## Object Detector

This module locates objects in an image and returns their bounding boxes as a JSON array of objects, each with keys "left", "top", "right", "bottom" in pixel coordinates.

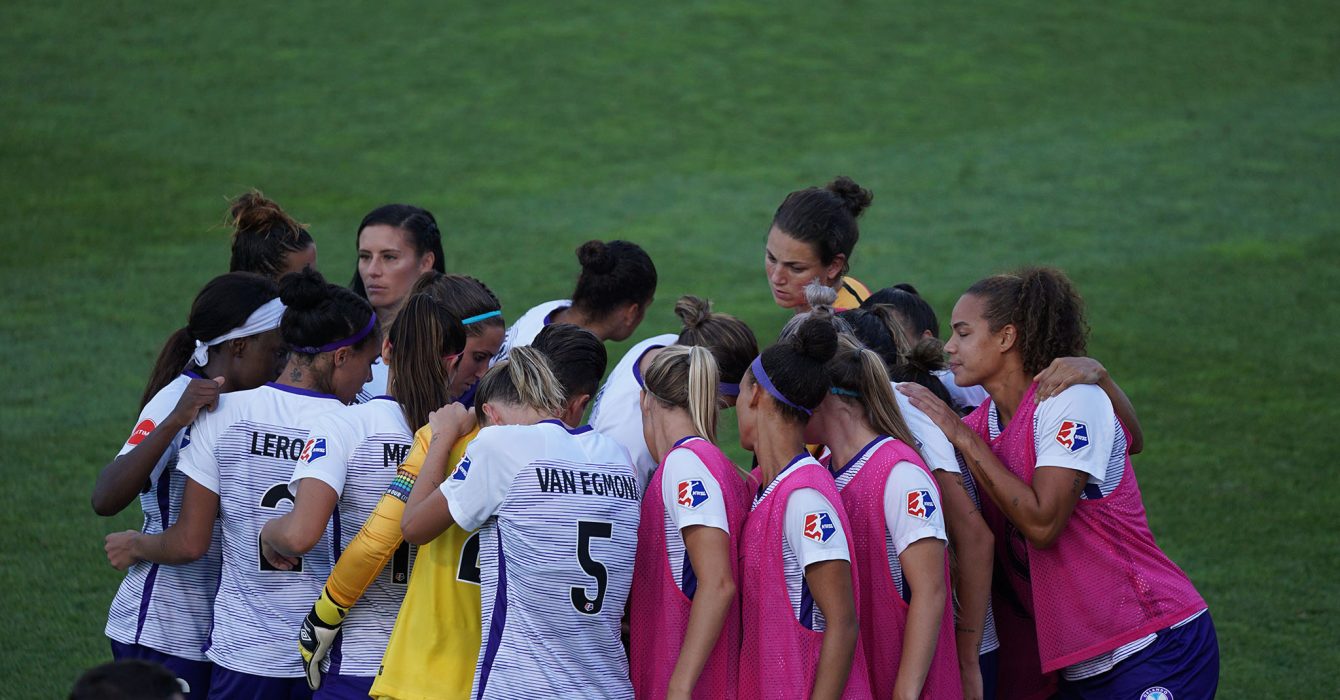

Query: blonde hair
[
  {"left": 643, "top": 345, "right": 720, "bottom": 442},
  {"left": 473, "top": 346, "right": 565, "bottom": 419},
  {"left": 827, "top": 334, "right": 925, "bottom": 462}
]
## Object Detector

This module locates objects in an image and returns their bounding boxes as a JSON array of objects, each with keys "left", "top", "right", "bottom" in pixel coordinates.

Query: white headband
[{"left": 191, "top": 298, "right": 286, "bottom": 367}]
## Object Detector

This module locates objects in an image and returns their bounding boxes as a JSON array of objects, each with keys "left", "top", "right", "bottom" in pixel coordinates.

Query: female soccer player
[
  {"left": 764, "top": 176, "right": 874, "bottom": 313},
  {"left": 590, "top": 295, "right": 758, "bottom": 485},
  {"left": 496, "top": 239, "right": 656, "bottom": 363},
  {"left": 629, "top": 345, "right": 748, "bottom": 699},
  {"left": 412, "top": 272, "right": 508, "bottom": 407},
  {"left": 227, "top": 190, "right": 317, "bottom": 279},
  {"left": 258, "top": 293, "right": 465, "bottom": 697},
  {"left": 808, "top": 334, "right": 960, "bottom": 700},
  {"left": 95, "top": 272, "right": 286, "bottom": 697},
  {"left": 736, "top": 317, "right": 871, "bottom": 700},
  {"left": 104, "top": 268, "right": 382, "bottom": 699},
  {"left": 899, "top": 268, "right": 1217, "bottom": 700},
  {"left": 401, "top": 347, "right": 640, "bottom": 700},
  {"left": 349, "top": 204, "right": 447, "bottom": 399}
]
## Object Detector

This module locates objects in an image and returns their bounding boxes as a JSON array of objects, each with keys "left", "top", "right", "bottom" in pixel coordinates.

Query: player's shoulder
[
  {"left": 1039, "top": 383, "right": 1114, "bottom": 419},
  {"left": 576, "top": 425, "right": 635, "bottom": 468}
]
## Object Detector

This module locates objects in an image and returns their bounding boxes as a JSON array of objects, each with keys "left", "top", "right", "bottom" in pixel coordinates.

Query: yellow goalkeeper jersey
[{"left": 835, "top": 275, "right": 871, "bottom": 310}]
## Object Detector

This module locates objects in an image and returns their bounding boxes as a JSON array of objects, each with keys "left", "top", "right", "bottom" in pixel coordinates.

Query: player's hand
[
  {"left": 260, "top": 538, "right": 299, "bottom": 571},
  {"left": 1033, "top": 357, "right": 1106, "bottom": 402},
  {"left": 428, "top": 403, "right": 476, "bottom": 441},
  {"left": 299, "top": 586, "right": 349, "bottom": 690},
  {"left": 167, "top": 377, "right": 226, "bottom": 430},
  {"left": 897, "top": 383, "right": 969, "bottom": 446},
  {"left": 105, "top": 530, "right": 142, "bottom": 570}
]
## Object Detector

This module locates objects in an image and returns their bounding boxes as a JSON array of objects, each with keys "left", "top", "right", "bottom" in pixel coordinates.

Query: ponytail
[
  {"left": 827, "top": 334, "right": 925, "bottom": 463},
  {"left": 644, "top": 345, "right": 721, "bottom": 442},
  {"left": 474, "top": 346, "right": 565, "bottom": 418},
  {"left": 141, "top": 328, "right": 195, "bottom": 409},
  {"left": 387, "top": 294, "right": 466, "bottom": 429}
]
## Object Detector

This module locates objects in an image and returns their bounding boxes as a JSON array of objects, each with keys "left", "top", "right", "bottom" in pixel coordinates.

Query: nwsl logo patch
[
  {"left": 1055, "top": 420, "right": 1090, "bottom": 453},
  {"left": 906, "top": 490, "right": 937, "bottom": 520},
  {"left": 677, "top": 479, "right": 709, "bottom": 509},
  {"left": 450, "top": 455, "right": 472, "bottom": 481},
  {"left": 299, "top": 437, "right": 326, "bottom": 463},
  {"left": 179, "top": 426, "right": 192, "bottom": 449},
  {"left": 803, "top": 512, "right": 837, "bottom": 543}
]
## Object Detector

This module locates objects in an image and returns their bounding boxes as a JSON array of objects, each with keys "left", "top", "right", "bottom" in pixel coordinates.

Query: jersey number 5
[
  {"left": 571, "top": 520, "right": 612, "bottom": 615},
  {"left": 258, "top": 483, "right": 302, "bottom": 572}
]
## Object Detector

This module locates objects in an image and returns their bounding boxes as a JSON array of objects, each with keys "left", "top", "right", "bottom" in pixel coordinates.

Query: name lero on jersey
[
  {"left": 535, "top": 466, "right": 640, "bottom": 501},
  {"left": 249, "top": 431, "right": 306, "bottom": 461},
  {"left": 383, "top": 442, "right": 411, "bottom": 469}
]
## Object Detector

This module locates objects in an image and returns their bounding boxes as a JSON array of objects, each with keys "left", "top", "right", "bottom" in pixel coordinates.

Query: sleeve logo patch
[
  {"left": 128, "top": 419, "right": 156, "bottom": 446},
  {"left": 676, "top": 479, "right": 709, "bottom": 509},
  {"left": 906, "top": 489, "right": 938, "bottom": 520},
  {"left": 450, "top": 454, "right": 472, "bottom": 481},
  {"left": 803, "top": 511, "right": 837, "bottom": 543},
  {"left": 299, "top": 437, "right": 327, "bottom": 462},
  {"left": 1055, "top": 420, "right": 1090, "bottom": 453}
]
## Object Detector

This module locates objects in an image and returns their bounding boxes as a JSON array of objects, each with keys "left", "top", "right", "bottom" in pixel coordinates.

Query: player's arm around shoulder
[{"left": 401, "top": 404, "right": 478, "bottom": 544}]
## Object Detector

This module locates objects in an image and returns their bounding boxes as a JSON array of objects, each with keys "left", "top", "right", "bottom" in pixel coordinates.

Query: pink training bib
[
  {"left": 834, "top": 438, "right": 962, "bottom": 700},
  {"left": 964, "top": 383, "right": 1206, "bottom": 673},
  {"left": 738, "top": 460, "right": 873, "bottom": 700},
  {"left": 629, "top": 439, "right": 749, "bottom": 699}
]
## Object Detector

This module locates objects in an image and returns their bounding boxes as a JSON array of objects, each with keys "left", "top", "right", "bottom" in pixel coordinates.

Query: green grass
[{"left": 2, "top": 1, "right": 1337, "bottom": 697}]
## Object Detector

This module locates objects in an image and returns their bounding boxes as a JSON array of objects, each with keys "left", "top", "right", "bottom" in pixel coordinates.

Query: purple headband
[
  {"left": 749, "top": 356, "right": 811, "bottom": 416},
  {"left": 718, "top": 382, "right": 741, "bottom": 398},
  {"left": 291, "top": 312, "right": 378, "bottom": 355}
]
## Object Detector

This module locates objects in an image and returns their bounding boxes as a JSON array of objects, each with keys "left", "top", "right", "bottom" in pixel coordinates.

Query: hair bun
[
  {"left": 576, "top": 240, "right": 616, "bottom": 274},
  {"left": 893, "top": 282, "right": 919, "bottom": 296},
  {"left": 791, "top": 317, "right": 838, "bottom": 364},
  {"left": 803, "top": 281, "right": 838, "bottom": 315},
  {"left": 229, "top": 189, "right": 301, "bottom": 239},
  {"left": 279, "top": 267, "right": 330, "bottom": 311},
  {"left": 825, "top": 176, "right": 873, "bottom": 218},
  {"left": 673, "top": 295, "right": 712, "bottom": 329}
]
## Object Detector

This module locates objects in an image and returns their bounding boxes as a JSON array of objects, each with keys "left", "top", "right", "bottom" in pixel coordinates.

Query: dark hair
[
  {"left": 142, "top": 272, "right": 279, "bottom": 408},
  {"left": 531, "top": 323, "right": 608, "bottom": 402},
  {"left": 350, "top": 204, "right": 447, "bottom": 298},
  {"left": 413, "top": 272, "right": 504, "bottom": 337},
  {"left": 825, "top": 334, "right": 925, "bottom": 463},
  {"left": 227, "top": 190, "right": 314, "bottom": 279},
  {"left": 966, "top": 267, "right": 1088, "bottom": 376},
  {"left": 69, "top": 660, "right": 182, "bottom": 700},
  {"left": 753, "top": 317, "right": 838, "bottom": 422},
  {"left": 387, "top": 294, "right": 465, "bottom": 429},
  {"left": 771, "top": 176, "right": 873, "bottom": 278},
  {"left": 570, "top": 240, "right": 657, "bottom": 317},
  {"left": 863, "top": 285, "right": 941, "bottom": 339},
  {"left": 673, "top": 295, "right": 758, "bottom": 386},
  {"left": 839, "top": 306, "right": 954, "bottom": 407},
  {"left": 280, "top": 268, "right": 378, "bottom": 356}
]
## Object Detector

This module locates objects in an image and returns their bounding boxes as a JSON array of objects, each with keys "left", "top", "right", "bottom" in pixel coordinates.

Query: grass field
[{"left": 2, "top": 1, "right": 1337, "bottom": 697}]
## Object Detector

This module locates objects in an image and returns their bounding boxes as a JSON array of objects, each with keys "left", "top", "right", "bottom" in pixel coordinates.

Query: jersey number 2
[
  {"left": 571, "top": 520, "right": 612, "bottom": 615},
  {"left": 258, "top": 483, "right": 302, "bottom": 572}
]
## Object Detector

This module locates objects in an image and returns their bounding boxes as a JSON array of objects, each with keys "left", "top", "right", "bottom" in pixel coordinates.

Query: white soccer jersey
[
  {"left": 441, "top": 420, "right": 640, "bottom": 700},
  {"left": 493, "top": 299, "right": 570, "bottom": 366},
  {"left": 289, "top": 396, "right": 414, "bottom": 677},
  {"left": 893, "top": 381, "right": 959, "bottom": 475},
  {"left": 833, "top": 438, "right": 947, "bottom": 603},
  {"left": 355, "top": 357, "right": 389, "bottom": 404},
  {"left": 658, "top": 438, "right": 731, "bottom": 595},
  {"left": 105, "top": 372, "right": 222, "bottom": 661},
  {"left": 934, "top": 368, "right": 989, "bottom": 413},
  {"left": 589, "top": 333, "right": 678, "bottom": 487},
  {"left": 752, "top": 455, "right": 850, "bottom": 631},
  {"left": 176, "top": 382, "right": 344, "bottom": 677}
]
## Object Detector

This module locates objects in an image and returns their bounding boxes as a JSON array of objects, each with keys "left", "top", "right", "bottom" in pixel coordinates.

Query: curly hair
[{"left": 966, "top": 267, "right": 1088, "bottom": 376}]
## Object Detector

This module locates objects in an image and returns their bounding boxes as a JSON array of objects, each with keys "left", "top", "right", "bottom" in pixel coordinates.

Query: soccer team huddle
[{"left": 96, "top": 177, "right": 1219, "bottom": 700}]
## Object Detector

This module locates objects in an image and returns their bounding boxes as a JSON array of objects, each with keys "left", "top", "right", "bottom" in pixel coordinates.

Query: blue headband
[
  {"left": 461, "top": 310, "right": 502, "bottom": 325},
  {"left": 291, "top": 312, "right": 378, "bottom": 355},
  {"left": 829, "top": 387, "right": 860, "bottom": 398},
  {"left": 749, "top": 356, "right": 812, "bottom": 416}
]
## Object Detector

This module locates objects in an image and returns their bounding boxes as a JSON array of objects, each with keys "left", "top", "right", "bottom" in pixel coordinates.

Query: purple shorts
[
  {"left": 1058, "top": 611, "right": 1220, "bottom": 700},
  {"left": 209, "top": 665, "right": 313, "bottom": 700},
  {"left": 109, "top": 638, "right": 212, "bottom": 697},
  {"left": 314, "top": 673, "right": 375, "bottom": 699}
]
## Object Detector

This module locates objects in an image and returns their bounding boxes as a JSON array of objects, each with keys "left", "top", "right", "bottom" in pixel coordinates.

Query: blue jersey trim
[
  {"left": 476, "top": 530, "right": 509, "bottom": 699},
  {"left": 264, "top": 382, "right": 340, "bottom": 401}
]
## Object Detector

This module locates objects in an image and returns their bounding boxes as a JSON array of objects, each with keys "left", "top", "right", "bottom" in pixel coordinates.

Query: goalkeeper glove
[{"left": 299, "top": 585, "right": 349, "bottom": 690}]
